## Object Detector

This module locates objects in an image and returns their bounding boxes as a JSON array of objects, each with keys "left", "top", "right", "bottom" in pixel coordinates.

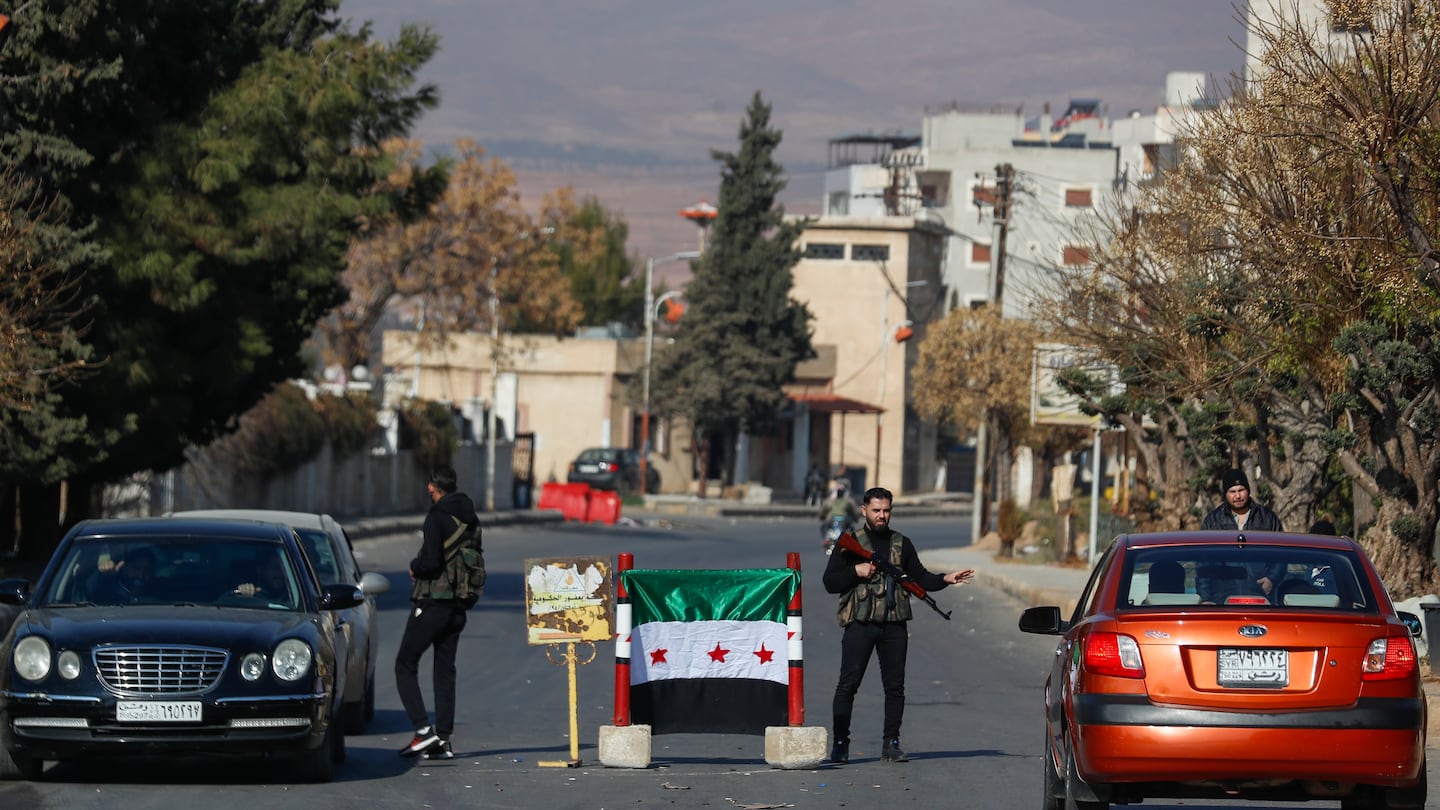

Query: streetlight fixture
[
  {"left": 486, "top": 227, "right": 555, "bottom": 512},
  {"left": 640, "top": 251, "right": 701, "bottom": 492}
]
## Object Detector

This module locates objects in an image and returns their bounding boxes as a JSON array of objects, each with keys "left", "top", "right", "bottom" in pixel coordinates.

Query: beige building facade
[{"left": 790, "top": 215, "right": 947, "bottom": 495}]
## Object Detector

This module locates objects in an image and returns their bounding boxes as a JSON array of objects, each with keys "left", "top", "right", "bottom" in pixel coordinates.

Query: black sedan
[
  {"left": 567, "top": 447, "right": 660, "bottom": 495},
  {"left": 0, "top": 517, "right": 363, "bottom": 782}
]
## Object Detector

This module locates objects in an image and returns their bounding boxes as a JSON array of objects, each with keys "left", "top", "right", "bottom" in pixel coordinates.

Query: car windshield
[
  {"left": 295, "top": 528, "right": 342, "bottom": 585},
  {"left": 39, "top": 536, "right": 305, "bottom": 611},
  {"left": 1116, "top": 544, "right": 1376, "bottom": 611},
  {"left": 577, "top": 449, "right": 619, "bottom": 463}
]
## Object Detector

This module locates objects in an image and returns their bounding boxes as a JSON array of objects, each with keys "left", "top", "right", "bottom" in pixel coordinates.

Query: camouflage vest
[
  {"left": 836, "top": 528, "right": 913, "bottom": 626},
  {"left": 412, "top": 516, "right": 485, "bottom": 607}
]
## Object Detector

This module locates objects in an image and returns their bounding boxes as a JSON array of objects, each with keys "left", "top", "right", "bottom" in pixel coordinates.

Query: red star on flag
[
  {"left": 753, "top": 643, "right": 775, "bottom": 664},
  {"left": 650, "top": 648, "right": 668, "bottom": 665},
  {"left": 707, "top": 643, "right": 730, "bottom": 662}
]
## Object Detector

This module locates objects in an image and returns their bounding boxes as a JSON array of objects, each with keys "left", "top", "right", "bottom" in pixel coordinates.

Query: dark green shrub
[
  {"left": 398, "top": 398, "right": 457, "bottom": 470},
  {"left": 315, "top": 391, "right": 379, "bottom": 459}
]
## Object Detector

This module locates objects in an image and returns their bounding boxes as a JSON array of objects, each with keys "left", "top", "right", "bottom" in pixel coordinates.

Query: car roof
[
  {"left": 1118, "top": 530, "right": 1360, "bottom": 553},
  {"left": 169, "top": 509, "right": 332, "bottom": 532},
  {"left": 71, "top": 516, "right": 298, "bottom": 541}
]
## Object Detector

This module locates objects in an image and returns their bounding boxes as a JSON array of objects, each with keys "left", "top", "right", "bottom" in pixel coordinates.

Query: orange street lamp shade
[
  {"left": 679, "top": 201, "right": 718, "bottom": 225},
  {"left": 663, "top": 299, "right": 686, "bottom": 323},
  {"left": 894, "top": 325, "right": 915, "bottom": 343}
]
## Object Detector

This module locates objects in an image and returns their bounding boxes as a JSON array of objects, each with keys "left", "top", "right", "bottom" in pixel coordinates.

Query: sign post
[{"left": 524, "top": 555, "right": 614, "bottom": 767}]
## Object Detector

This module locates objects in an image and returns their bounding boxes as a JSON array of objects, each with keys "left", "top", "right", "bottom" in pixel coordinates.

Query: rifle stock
[{"left": 835, "top": 532, "right": 952, "bottom": 620}]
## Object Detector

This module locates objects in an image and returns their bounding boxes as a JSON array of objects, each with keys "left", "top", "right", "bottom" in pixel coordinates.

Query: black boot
[
  {"left": 828, "top": 737, "right": 849, "bottom": 763},
  {"left": 881, "top": 738, "right": 909, "bottom": 762}
]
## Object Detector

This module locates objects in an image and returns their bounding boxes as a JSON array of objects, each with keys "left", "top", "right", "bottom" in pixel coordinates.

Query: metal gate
[{"left": 511, "top": 432, "right": 536, "bottom": 509}]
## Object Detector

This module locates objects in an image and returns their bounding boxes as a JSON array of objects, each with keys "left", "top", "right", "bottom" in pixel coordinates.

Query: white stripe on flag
[{"left": 630, "top": 620, "right": 787, "bottom": 685}]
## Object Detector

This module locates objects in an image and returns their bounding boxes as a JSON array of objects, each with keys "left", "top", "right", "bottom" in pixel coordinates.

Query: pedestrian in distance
[
  {"left": 805, "top": 464, "right": 827, "bottom": 506},
  {"left": 396, "top": 466, "right": 480, "bottom": 760},
  {"left": 823, "top": 486, "right": 974, "bottom": 764},
  {"left": 818, "top": 480, "right": 862, "bottom": 555},
  {"left": 1200, "top": 468, "right": 1285, "bottom": 598}
]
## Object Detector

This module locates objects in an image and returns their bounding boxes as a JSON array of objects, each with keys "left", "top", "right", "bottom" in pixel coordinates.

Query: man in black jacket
[
  {"left": 1200, "top": 468, "right": 1286, "bottom": 600},
  {"left": 395, "top": 466, "right": 479, "bottom": 760},
  {"left": 823, "top": 487, "right": 973, "bottom": 764}
]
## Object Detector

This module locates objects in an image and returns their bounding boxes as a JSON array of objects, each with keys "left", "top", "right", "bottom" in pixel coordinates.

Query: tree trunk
[{"left": 1359, "top": 501, "right": 1440, "bottom": 599}]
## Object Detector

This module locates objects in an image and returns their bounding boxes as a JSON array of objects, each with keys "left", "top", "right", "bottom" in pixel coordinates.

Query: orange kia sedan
[{"left": 1020, "top": 531, "right": 1426, "bottom": 809}]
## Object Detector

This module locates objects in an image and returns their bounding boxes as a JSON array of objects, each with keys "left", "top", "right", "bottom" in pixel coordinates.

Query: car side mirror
[
  {"left": 320, "top": 584, "right": 364, "bottom": 611},
  {"left": 0, "top": 578, "right": 28, "bottom": 606},
  {"left": 358, "top": 571, "right": 391, "bottom": 596},
  {"left": 1397, "top": 610, "right": 1423, "bottom": 638},
  {"left": 1019, "top": 605, "right": 1066, "bottom": 635}
]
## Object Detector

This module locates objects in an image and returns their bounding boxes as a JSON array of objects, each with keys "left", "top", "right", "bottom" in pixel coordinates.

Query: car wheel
[
  {"left": 1042, "top": 731, "right": 1064, "bottom": 810},
  {"left": 343, "top": 697, "right": 365, "bottom": 735},
  {"left": 0, "top": 749, "right": 43, "bottom": 781},
  {"left": 290, "top": 721, "right": 338, "bottom": 783},
  {"left": 1064, "top": 747, "right": 1109, "bottom": 810}
]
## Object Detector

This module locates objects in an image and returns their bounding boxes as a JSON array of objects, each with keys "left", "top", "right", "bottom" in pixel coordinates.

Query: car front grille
[{"left": 93, "top": 645, "right": 228, "bottom": 695}]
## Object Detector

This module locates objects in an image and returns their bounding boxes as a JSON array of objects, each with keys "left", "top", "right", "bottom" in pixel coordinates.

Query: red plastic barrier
[
  {"left": 586, "top": 489, "right": 622, "bottom": 525},
  {"left": 537, "top": 482, "right": 568, "bottom": 513},
  {"left": 560, "top": 483, "right": 592, "bottom": 522}
]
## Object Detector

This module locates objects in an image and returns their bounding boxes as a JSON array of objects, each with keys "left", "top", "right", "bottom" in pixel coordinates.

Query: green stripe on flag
[{"left": 623, "top": 568, "right": 797, "bottom": 625}]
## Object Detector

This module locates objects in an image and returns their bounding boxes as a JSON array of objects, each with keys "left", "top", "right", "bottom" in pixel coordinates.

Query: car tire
[
  {"left": 343, "top": 697, "right": 365, "bottom": 735},
  {"left": 0, "top": 749, "right": 43, "bottom": 781},
  {"left": 363, "top": 672, "right": 376, "bottom": 722},
  {"left": 1042, "top": 731, "right": 1065, "bottom": 810},
  {"left": 291, "top": 720, "right": 339, "bottom": 783},
  {"left": 1064, "top": 747, "right": 1109, "bottom": 810}
]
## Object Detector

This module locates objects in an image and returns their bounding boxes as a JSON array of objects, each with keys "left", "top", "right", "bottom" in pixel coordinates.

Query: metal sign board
[{"left": 523, "top": 556, "right": 614, "bottom": 645}]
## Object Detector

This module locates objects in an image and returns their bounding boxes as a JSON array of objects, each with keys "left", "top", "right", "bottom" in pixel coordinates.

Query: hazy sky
[{"left": 337, "top": 1, "right": 1247, "bottom": 259}]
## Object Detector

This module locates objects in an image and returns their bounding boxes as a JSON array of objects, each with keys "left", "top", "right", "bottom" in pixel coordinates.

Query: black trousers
[
  {"left": 395, "top": 601, "right": 468, "bottom": 736},
  {"left": 832, "top": 620, "right": 909, "bottom": 741}
]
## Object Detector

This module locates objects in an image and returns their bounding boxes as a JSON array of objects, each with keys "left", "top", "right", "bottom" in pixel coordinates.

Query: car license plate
[
  {"left": 1218, "top": 648, "right": 1288, "bottom": 687},
  {"left": 578, "top": 464, "right": 598, "bottom": 473},
  {"left": 116, "top": 700, "right": 203, "bottom": 722}
]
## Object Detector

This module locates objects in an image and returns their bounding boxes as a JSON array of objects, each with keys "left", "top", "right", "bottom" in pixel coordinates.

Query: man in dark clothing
[
  {"left": 1200, "top": 468, "right": 1286, "bottom": 600},
  {"left": 823, "top": 486, "right": 973, "bottom": 764},
  {"left": 396, "top": 466, "right": 479, "bottom": 760}
]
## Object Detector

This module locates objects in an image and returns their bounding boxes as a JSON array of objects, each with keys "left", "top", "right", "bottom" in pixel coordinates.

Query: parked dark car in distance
[
  {"left": 0, "top": 517, "right": 363, "bottom": 782},
  {"left": 567, "top": 447, "right": 659, "bottom": 495},
  {"left": 169, "top": 509, "right": 391, "bottom": 733}
]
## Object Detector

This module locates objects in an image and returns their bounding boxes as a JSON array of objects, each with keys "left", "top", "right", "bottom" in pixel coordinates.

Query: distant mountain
[{"left": 339, "top": 0, "right": 1245, "bottom": 260}]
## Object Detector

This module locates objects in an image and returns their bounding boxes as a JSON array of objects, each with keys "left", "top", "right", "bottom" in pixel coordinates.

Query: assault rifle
[{"left": 834, "top": 532, "right": 952, "bottom": 620}]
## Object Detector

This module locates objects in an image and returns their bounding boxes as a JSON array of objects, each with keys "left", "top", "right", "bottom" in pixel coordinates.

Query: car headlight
[
  {"left": 241, "top": 652, "right": 266, "bottom": 682},
  {"left": 13, "top": 636, "right": 52, "bottom": 682},
  {"left": 57, "top": 650, "right": 82, "bottom": 680},
  {"left": 271, "top": 639, "right": 312, "bottom": 682}
]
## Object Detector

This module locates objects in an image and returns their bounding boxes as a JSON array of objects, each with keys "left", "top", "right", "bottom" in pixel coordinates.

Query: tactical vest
[
  {"left": 412, "top": 516, "right": 485, "bottom": 606},
  {"left": 836, "top": 529, "right": 914, "bottom": 626}
]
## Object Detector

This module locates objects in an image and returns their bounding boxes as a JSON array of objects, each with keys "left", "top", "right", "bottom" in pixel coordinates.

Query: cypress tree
[{"left": 652, "top": 92, "right": 814, "bottom": 490}]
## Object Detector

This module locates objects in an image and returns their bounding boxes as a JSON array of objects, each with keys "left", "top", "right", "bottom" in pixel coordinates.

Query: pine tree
[{"left": 651, "top": 92, "right": 814, "bottom": 491}]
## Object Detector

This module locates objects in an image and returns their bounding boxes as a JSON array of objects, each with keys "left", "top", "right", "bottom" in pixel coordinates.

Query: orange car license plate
[{"left": 1218, "top": 648, "right": 1288, "bottom": 688}]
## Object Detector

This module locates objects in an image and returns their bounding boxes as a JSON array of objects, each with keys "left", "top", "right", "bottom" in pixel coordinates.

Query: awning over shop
[{"left": 788, "top": 391, "right": 884, "bottom": 415}]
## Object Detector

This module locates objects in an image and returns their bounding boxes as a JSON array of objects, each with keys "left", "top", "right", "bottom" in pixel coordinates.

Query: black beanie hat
[{"left": 1221, "top": 468, "right": 1249, "bottom": 493}]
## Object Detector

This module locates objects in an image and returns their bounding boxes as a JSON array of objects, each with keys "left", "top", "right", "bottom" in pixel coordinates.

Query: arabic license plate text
[
  {"left": 116, "top": 700, "right": 203, "bottom": 722},
  {"left": 578, "top": 464, "right": 598, "bottom": 473},
  {"left": 1218, "top": 648, "right": 1288, "bottom": 688}
]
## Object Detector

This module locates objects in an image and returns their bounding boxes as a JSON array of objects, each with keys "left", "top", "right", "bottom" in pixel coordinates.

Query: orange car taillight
[
  {"left": 1083, "top": 632, "right": 1145, "bottom": 679},
  {"left": 1362, "top": 635, "right": 1417, "bottom": 681}
]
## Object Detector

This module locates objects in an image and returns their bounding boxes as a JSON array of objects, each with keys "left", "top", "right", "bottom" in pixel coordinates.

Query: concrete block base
[
  {"left": 764, "top": 725, "right": 828, "bottom": 769},
  {"left": 597, "top": 724, "right": 652, "bottom": 768}
]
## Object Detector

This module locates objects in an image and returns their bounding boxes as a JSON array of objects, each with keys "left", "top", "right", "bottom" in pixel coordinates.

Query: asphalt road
[{"left": 1, "top": 514, "right": 1435, "bottom": 809}]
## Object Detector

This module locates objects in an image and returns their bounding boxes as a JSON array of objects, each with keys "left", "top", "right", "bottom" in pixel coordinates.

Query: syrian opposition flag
[{"left": 624, "top": 568, "right": 797, "bottom": 735}]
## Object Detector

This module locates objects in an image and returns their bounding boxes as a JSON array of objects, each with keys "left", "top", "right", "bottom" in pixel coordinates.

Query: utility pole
[{"left": 971, "top": 163, "right": 1015, "bottom": 543}]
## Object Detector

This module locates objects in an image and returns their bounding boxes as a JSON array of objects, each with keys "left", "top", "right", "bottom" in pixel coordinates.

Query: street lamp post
[{"left": 640, "top": 251, "right": 700, "bottom": 492}]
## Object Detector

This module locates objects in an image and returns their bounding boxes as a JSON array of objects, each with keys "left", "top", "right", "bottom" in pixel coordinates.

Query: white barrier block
[
  {"left": 764, "top": 725, "right": 828, "bottom": 769},
  {"left": 598, "top": 724, "right": 652, "bottom": 768}
]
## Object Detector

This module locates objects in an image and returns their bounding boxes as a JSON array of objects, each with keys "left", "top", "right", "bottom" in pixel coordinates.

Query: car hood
[{"left": 13, "top": 606, "right": 318, "bottom": 651}]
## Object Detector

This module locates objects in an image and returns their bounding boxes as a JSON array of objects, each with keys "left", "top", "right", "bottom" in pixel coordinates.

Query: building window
[
  {"left": 1062, "top": 245, "right": 1092, "bottom": 266},
  {"left": 852, "top": 244, "right": 889, "bottom": 262},
  {"left": 1330, "top": 0, "right": 1375, "bottom": 32},
  {"left": 970, "top": 243, "right": 991, "bottom": 265},
  {"left": 1064, "top": 187, "right": 1093, "bottom": 208},
  {"left": 827, "top": 192, "right": 849, "bottom": 216},
  {"left": 805, "top": 243, "right": 845, "bottom": 260}
]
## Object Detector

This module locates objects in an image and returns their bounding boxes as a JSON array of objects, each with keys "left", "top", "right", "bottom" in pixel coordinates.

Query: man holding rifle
[{"left": 823, "top": 486, "right": 974, "bottom": 764}]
